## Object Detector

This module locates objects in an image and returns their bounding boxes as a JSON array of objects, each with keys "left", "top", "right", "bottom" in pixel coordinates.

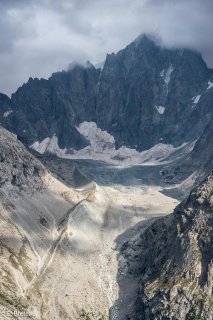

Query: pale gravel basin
[{"left": 0, "top": 159, "right": 179, "bottom": 319}]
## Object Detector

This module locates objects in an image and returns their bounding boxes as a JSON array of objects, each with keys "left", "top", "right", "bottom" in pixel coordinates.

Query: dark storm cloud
[{"left": 0, "top": 0, "right": 213, "bottom": 95}]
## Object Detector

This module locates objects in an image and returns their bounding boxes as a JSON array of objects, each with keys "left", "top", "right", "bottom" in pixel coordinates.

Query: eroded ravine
[{"left": 26, "top": 199, "right": 87, "bottom": 294}]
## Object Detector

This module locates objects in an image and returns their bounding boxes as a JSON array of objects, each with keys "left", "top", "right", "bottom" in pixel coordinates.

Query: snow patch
[
  {"left": 207, "top": 81, "right": 213, "bottom": 90},
  {"left": 31, "top": 138, "right": 50, "bottom": 154},
  {"left": 3, "top": 110, "right": 13, "bottom": 118},
  {"left": 155, "top": 105, "right": 165, "bottom": 114},
  {"left": 160, "top": 65, "right": 173, "bottom": 85},
  {"left": 30, "top": 122, "right": 192, "bottom": 166},
  {"left": 192, "top": 95, "right": 201, "bottom": 104},
  {"left": 30, "top": 135, "right": 67, "bottom": 156},
  {"left": 45, "top": 135, "right": 67, "bottom": 156},
  {"left": 77, "top": 122, "right": 115, "bottom": 153}
]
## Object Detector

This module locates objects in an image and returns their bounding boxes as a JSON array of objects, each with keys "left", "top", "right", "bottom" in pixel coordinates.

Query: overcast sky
[{"left": 1, "top": 0, "right": 213, "bottom": 96}]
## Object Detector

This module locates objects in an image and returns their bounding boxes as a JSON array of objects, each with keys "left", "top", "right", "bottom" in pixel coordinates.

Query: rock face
[
  {"left": 0, "top": 63, "right": 99, "bottom": 149},
  {"left": 0, "top": 35, "right": 213, "bottom": 153},
  {"left": 183, "top": 118, "right": 213, "bottom": 175},
  {"left": 96, "top": 36, "right": 212, "bottom": 150},
  {"left": 160, "top": 116, "right": 213, "bottom": 187},
  {"left": 0, "top": 126, "right": 45, "bottom": 192},
  {"left": 116, "top": 171, "right": 213, "bottom": 320},
  {"left": 0, "top": 93, "right": 14, "bottom": 130}
]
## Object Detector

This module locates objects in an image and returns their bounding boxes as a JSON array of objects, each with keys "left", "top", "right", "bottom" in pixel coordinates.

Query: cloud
[{"left": 0, "top": 0, "right": 213, "bottom": 95}]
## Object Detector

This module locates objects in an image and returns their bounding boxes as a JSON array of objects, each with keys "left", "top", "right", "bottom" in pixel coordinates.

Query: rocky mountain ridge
[
  {"left": 0, "top": 35, "right": 213, "bottom": 156},
  {"left": 113, "top": 171, "right": 213, "bottom": 320}
]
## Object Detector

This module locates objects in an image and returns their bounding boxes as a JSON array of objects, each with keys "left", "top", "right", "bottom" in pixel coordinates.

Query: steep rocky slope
[
  {"left": 0, "top": 126, "right": 180, "bottom": 319},
  {"left": 96, "top": 35, "right": 212, "bottom": 150},
  {"left": 0, "top": 35, "right": 213, "bottom": 154},
  {"left": 0, "top": 127, "right": 45, "bottom": 192},
  {"left": 0, "top": 63, "right": 99, "bottom": 148},
  {"left": 0, "top": 93, "right": 14, "bottom": 133},
  {"left": 0, "top": 126, "right": 95, "bottom": 318},
  {"left": 113, "top": 171, "right": 213, "bottom": 320},
  {"left": 180, "top": 118, "right": 213, "bottom": 178},
  {"left": 160, "top": 117, "right": 213, "bottom": 189}
]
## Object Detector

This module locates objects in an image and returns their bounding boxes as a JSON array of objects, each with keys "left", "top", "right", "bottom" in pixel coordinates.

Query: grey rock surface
[
  {"left": 0, "top": 35, "right": 213, "bottom": 154},
  {"left": 161, "top": 116, "right": 213, "bottom": 187},
  {"left": 0, "top": 126, "right": 45, "bottom": 192},
  {"left": 96, "top": 36, "right": 212, "bottom": 151},
  {"left": 114, "top": 171, "right": 213, "bottom": 320}
]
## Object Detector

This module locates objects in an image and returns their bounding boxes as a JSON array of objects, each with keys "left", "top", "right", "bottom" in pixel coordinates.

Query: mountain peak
[{"left": 132, "top": 33, "right": 161, "bottom": 48}]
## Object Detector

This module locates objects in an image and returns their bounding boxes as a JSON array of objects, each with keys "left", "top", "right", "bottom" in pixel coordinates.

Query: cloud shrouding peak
[{"left": 0, "top": 0, "right": 213, "bottom": 95}]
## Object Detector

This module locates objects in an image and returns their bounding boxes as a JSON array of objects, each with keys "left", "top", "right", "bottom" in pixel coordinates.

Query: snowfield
[{"left": 30, "top": 121, "right": 193, "bottom": 166}]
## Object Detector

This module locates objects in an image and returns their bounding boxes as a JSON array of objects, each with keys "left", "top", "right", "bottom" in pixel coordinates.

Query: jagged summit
[
  {"left": 68, "top": 59, "right": 95, "bottom": 71},
  {"left": 132, "top": 33, "right": 161, "bottom": 48},
  {"left": 0, "top": 34, "right": 212, "bottom": 174}
]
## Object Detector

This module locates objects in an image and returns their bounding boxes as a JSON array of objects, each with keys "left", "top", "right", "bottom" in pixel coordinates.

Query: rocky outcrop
[
  {"left": 0, "top": 35, "right": 213, "bottom": 154},
  {"left": 0, "top": 93, "right": 14, "bottom": 130},
  {"left": 183, "top": 118, "right": 213, "bottom": 174},
  {"left": 160, "top": 116, "right": 213, "bottom": 187},
  {"left": 115, "top": 171, "right": 213, "bottom": 320},
  {"left": 0, "top": 126, "right": 45, "bottom": 192}
]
